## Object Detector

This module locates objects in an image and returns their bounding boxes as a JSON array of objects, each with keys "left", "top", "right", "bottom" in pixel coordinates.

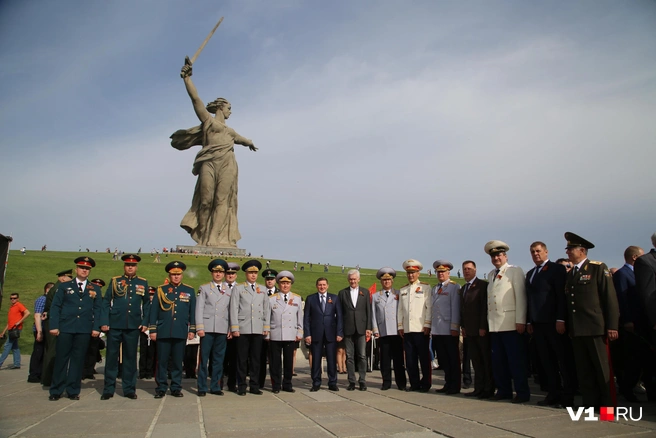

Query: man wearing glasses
[{"left": 0, "top": 293, "right": 30, "bottom": 369}]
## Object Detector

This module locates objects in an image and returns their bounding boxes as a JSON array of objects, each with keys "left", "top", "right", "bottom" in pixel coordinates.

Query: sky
[{"left": 1, "top": 0, "right": 655, "bottom": 276}]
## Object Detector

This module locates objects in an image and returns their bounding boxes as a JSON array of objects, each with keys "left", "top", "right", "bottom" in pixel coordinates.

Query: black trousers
[
  {"left": 236, "top": 334, "right": 263, "bottom": 391},
  {"left": 184, "top": 344, "right": 199, "bottom": 378},
  {"left": 378, "top": 335, "right": 406, "bottom": 389},
  {"left": 468, "top": 334, "right": 494, "bottom": 393},
  {"left": 258, "top": 338, "right": 270, "bottom": 388},
  {"left": 433, "top": 334, "right": 461, "bottom": 391},
  {"left": 28, "top": 331, "right": 45, "bottom": 381},
  {"left": 462, "top": 337, "right": 471, "bottom": 385},
  {"left": 269, "top": 340, "right": 295, "bottom": 390},
  {"left": 222, "top": 337, "right": 238, "bottom": 390},
  {"left": 533, "top": 323, "right": 575, "bottom": 402},
  {"left": 403, "top": 332, "right": 431, "bottom": 391},
  {"left": 571, "top": 336, "right": 612, "bottom": 408},
  {"left": 139, "top": 332, "right": 157, "bottom": 378}
]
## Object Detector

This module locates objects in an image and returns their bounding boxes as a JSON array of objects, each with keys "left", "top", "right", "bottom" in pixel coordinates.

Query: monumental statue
[{"left": 170, "top": 20, "right": 257, "bottom": 248}]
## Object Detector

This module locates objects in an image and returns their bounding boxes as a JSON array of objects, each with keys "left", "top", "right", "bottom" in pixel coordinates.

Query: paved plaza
[{"left": 1, "top": 353, "right": 654, "bottom": 438}]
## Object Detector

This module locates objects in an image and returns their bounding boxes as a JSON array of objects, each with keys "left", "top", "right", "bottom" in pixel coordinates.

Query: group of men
[{"left": 25, "top": 230, "right": 656, "bottom": 410}]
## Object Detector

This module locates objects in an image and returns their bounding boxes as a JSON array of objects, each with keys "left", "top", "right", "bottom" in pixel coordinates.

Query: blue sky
[{"left": 1, "top": 1, "right": 655, "bottom": 275}]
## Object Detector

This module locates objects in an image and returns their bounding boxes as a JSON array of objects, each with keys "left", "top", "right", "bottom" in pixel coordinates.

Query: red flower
[{"left": 415, "top": 287, "right": 421, "bottom": 292}]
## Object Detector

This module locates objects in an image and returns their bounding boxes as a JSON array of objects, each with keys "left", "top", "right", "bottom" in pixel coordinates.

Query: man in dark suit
[
  {"left": 303, "top": 277, "right": 343, "bottom": 391},
  {"left": 564, "top": 232, "right": 619, "bottom": 408},
  {"left": 460, "top": 260, "right": 494, "bottom": 399},
  {"left": 525, "top": 242, "right": 575, "bottom": 408},
  {"left": 338, "top": 270, "right": 372, "bottom": 391},
  {"left": 632, "top": 235, "right": 656, "bottom": 402}
]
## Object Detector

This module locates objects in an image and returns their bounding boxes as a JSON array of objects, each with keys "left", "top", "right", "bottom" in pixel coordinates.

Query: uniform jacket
[
  {"left": 372, "top": 289, "right": 400, "bottom": 337},
  {"left": 195, "top": 281, "right": 231, "bottom": 333},
  {"left": 565, "top": 259, "right": 619, "bottom": 337},
  {"left": 460, "top": 277, "right": 489, "bottom": 336},
  {"left": 268, "top": 292, "right": 303, "bottom": 341},
  {"left": 229, "top": 282, "right": 271, "bottom": 334},
  {"left": 101, "top": 275, "right": 150, "bottom": 329},
  {"left": 635, "top": 248, "right": 656, "bottom": 327},
  {"left": 431, "top": 281, "right": 461, "bottom": 335},
  {"left": 303, "top": 292, "right": 343, "bottom": 341},
  {"left": 525, "top": 261, "right": 567, "bottom": 324},
  {"left": 397, "top": 281, "right": 432, "bottom": 333},
  {"left": 338, "top": 286, "right": 372, "bottom": 336},
  {"left": 487, "top": 263, "right": 527, "bottom": 332},
  {"left": 49, "top": 279, "right": 102, "bottom": 333},
  {"left": 149, "top": 283, "right": 196, "bottom": 339}
]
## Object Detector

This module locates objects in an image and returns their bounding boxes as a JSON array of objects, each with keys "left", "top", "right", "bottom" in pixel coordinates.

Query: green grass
[{"left": 1, "top": 250, "right": 460, "bottom": 353}]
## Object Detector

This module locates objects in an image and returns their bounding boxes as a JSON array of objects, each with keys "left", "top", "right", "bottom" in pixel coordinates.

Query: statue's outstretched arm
[
  {"left": 234, "top": 132, "right": 257, "bottom": 151},
  {"left": 181, "top": 57, "right": 211, "bottom": 123}
]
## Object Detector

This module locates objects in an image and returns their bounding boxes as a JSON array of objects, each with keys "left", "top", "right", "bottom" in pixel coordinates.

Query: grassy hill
[{"left": 1, "top": 250, "right": 457, "bottom": 353}]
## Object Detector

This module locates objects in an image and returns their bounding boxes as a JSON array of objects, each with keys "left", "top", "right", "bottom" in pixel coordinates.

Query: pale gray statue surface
[{"left": 170, "top": 58, "right": 257, "bottom": 247}]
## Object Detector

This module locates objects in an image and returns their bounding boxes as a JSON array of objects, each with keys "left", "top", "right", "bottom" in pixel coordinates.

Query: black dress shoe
[
  {"left": 381, "top": 385, "right": 391, "bottom": 391},
  {"left": 310, "top": 386, "right": 320, "bottom": 392},
  {"left": 171, "top": 390, "right": 183, "bottom": 397},
  {"left": 272, "top": 389, "right": 280, "bottom": 394},
  {"left": 210, "top": 390, "right": 224, "bottom": 396},
  {"left": 511, "top": 396, "right": 530, "bottom": 404},
  {"left": 446, "top": 389, "right": 460, "bottom": 395},
  {"left": 359, "top": 383, "right": 367, "bottom": 391},
  {"left": 238, "top": 389, "right": 247, "bottom": 396},
  {"left": 68, "top": 394, "right": 80, "bottom": 400},
  {"left": 328, "top": 385, "right": 338, "bottom": 392},
  {"left": 282, "top": 388, "right": 295, "bottom": 393},
  {"left": 27, "top": 377, "right": 41, "bottom": 383},
  {"left": 478, "top": 391, "right": 493, "bottom": 399},
  {"left": 154, "top": 391, "right": 166, "bottom": 399},
  {"left": 197, "top": 391, "right": 206, "bottom": 397},
  {"left": 435, "top": 387, "right": 449, "bottom": 393},
  {"left": 49, "top": 394, "right": 61, "bottom": 401},
  {"left": 249, "top": 389, "right": 263, "bottom": 395},
  {"left": 465, "top": 391, "right": 481, "bottom": 397},
  {"left": 228, "top": 386, "right": 237, "bottom": 393},
  {"left": 492, "top": 393, "right": 513, "bottom": 401},
  {"left": 125, "top": 393, "right": 138, "bottom": 400},
  {"left": 347, "top": 383, "right": 356, "bottom": 391},
  {"left": 537, "top": 398, "right": 559, "bottom": 406},
  {"left": 419, "top": 387, "right": 430, "bottom": 393},
  {"left": 100, "top": 393, "right": 113, "bottom": 400},
  {"left": 405, "top": 387, "right": 418, "bottom": 392}
]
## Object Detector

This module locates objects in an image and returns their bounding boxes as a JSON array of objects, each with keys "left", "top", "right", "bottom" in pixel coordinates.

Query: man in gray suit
[
  {"left": 267, "top": 271, "right": 303, "bottom": 393},
  {"left": 372, "top": 267, "right": 406, "bottom": 391},
  {"left": 196, "top": 258, "right": 231, "bottom": 396},
  {"left": 338, "top": 269, "right": 372, "bottom": 391},
  {"left": 230, "top": 260, "right": 270, "bottom": 395}
]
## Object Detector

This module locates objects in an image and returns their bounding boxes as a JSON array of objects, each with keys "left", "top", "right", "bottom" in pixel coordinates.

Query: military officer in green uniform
[
  {"left": 48, "top": 257, "right": 102, "bottom": 400},
  {"left": 41, "top": 268, "right": 73, "bottom": 386},
  {"left": 564, "top": 232, "right": 619, "bottom": 408},
  {"left": 149, "top": 261, "right": 196, "bottom": 398},
  {"left": 100, "top": 254, "right": 150, "bottom": 400}
]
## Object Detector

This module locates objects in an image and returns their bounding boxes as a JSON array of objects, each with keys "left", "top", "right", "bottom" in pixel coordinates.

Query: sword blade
[{"left": 190, "top": 16, "right": 224, "bottom": 65}]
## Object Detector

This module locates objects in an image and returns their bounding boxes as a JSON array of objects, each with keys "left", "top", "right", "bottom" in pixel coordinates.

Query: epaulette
[
  {"left": 420, "top": 282, "right": 430, "bottom": 285},
  {"left": 401, "top": 284, "right": 409, "bottom": 288},
  {"left": 111, "top": 275, "right": 121, "bottom": 280},
  {"left": 183, "top": 283, "right": 193, "bottom": 288},
  {"left": 137, "top": 276, "right": 147, "bottom": 281},
  {"left": 589, "top": 260, "right": 602, "bottom": 265}
]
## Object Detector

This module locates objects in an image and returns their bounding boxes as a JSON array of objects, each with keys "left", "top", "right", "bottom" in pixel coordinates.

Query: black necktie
[
  {"left": 78, "top": 282, "right": 84, "bottom": 293},
  {"left": 494, "top": 269, "right": 500, "bottom": 282},
  {"left": 573, "top": 266, "right": 579, "bottom": 276},
  {"left": 385, "top": 291, "right": 389, "bottom": 298},
  {"left": 268, "top": 289, "right": 274, "bottom": 296},
  {"left": 284, "top": 294, "right": 288, "bottom": 303},
  {"left": 531, "top": 266, "right": 541, "bottom": 284},
  {"left": 228, "top": 283, "right": 233, "bottom": 289},
  {"left": 251, "top": 284, "right": 255, "bottom": 292},
  {"left": 463, "top": 283, "right": 470, "bottom": 298}
]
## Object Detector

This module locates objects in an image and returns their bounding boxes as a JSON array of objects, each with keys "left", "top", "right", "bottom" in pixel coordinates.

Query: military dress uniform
[
  {"left": 149, "top": 262, "right": 196, "bottom": 397},
  {"left": 101, "top": 255, "right": 150, "bottom": 399},
  {"left": 49, "top": 258, "right": 102, "bottom": 400},
  {"left": 431, "top": 260, "right": 462, "bottom": 394},
  {"left": 564, "top": 233, "right": 619, "bottom": 408},
  {"left": 229, "top": 260, "right": 271, "bottom": 395},
  {"left": 267, "top": 271, "right": 303, "bottom": 393},
  {"left": 372, "top": 267, "right": 406, "bottom": 391},
  {"left": 196, "top": 259, "right": 231, "bottom": 395},
  {"left": 259, "top": 268, "right": 278, "bottom": 389},
  {"left": 397, "top": 260, "right": 432, "bottom": 392}
]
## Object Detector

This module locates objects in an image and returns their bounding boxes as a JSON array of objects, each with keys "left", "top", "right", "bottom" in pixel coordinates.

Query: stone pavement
[{"left": 1, "top": 353, "right": 655, "bottom": 438}]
